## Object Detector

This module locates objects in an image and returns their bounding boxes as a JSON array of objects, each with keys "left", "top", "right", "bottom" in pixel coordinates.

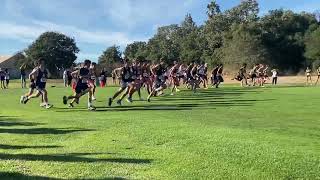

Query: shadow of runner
[
  {"left": 0, "top": 120, "right": 44, "bottom": 127},
  {"left": 0, "top": 172, "right": 127, "bottom": 180},
  {"left": 0, "top": 128, "right": 95, "bottom": 135},
  {"left": 0, "top": 144, "right": 62, "bottom": 150},
  {"left": 0, "top": 153, "right": 152, "bottom": 164}
]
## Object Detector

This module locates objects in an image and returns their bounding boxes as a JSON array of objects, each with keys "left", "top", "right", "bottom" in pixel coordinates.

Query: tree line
[{"left": 18, "top": 0, "right": 320, "bottom": 76}]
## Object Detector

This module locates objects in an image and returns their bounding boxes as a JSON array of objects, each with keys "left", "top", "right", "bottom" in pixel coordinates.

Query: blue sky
[{"left": 0, "top": 0, "right": 319, "bottom": 62}]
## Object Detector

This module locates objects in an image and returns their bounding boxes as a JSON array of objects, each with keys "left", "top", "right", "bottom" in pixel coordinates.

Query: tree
[
  {"left": 98, "top": 45, "right": 122, "bottom": 68},
  {"left": 207, "top": 0, "right": 221, "bottom": 19},
  {"left": 260, "top": 10, "right": 318, "bottom": 71},
  {"left": 219, "top": 23, "right": 270, "bottom": 69},
  {"left": 305, "top": 26, "right": 320, "bottom": 62},
  {"left": 24, "top": 32, "right": 79, "bottom": 75},
  {"left": 124, "top": 41, "right": 148, "bottom": 60},
  {"left": 146, "top": 24, "right": 181, "bottom": 63}
]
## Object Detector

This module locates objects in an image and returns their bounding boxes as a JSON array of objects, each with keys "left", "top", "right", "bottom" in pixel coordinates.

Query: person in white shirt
[
  {"left": 315, "top": 66, "right": 320, "bottom": 85},
  {"left": 306, "top": 67, "right": 312, "bottom": 85},
  {"left": 63, "top": 69, "right": 68, "bottom": 87},
  {"left": 271, "top": 69, "right": 278, "bottom": 85}
]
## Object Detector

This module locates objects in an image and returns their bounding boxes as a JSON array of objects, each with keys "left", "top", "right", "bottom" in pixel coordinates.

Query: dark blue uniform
[
  {"left": 75, "top": 68, "right": 90, "bottom": 94},
  {"left": 35, "top": 68, "right": 48, "bottom": 90}
]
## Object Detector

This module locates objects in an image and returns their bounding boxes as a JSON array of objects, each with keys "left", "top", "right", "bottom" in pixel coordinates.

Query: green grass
[{"left": 0, "top": 81, "right": 320, "bottom": 179}]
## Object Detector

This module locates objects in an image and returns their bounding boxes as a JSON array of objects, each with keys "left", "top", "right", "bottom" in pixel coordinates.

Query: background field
[{"left": 0, "top": 80, "right": 319, "bottom": 179}]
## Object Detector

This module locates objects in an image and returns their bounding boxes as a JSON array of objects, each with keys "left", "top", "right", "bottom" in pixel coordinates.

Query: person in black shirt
[
  {"left": 99, "top": 68, "right": 107, "bottom": 87},
  {"left": 23, "top": 58, "right": 53, "bottom": 109},
  {"left": 147, "top": 59, "right": 167, "bottom": 102},
  {"left": 20, "top": 63, "right": 27, "bottom": 88},
  {"left": 108, "top": 60, "right": 134, "bottom": 106},
  {"left": 63, "top": 59, "right": 95, "bottom": 111}
]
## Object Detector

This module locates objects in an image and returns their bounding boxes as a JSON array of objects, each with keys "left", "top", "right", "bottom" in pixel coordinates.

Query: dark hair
[
  {"left": 91, "top": 62, "right": 97, "bottom": 66},
  {"left": 38, "top": 57, "right": 45, "bottom": 64},
  {"left": 84, "top": 59, "right": 91, "bottom": 65}
]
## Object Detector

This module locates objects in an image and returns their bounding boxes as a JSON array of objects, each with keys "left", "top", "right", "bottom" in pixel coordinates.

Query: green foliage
[
  {"left": 100, "top": 0, "right": 319, "bottom": 73},
  {"left": 305, "top": 26, "right": 320, "bottom": 62},
  {"left": 24, "top": 32, "right": 79, "bottom": 75},
  {"left": 124, "top": 41, "right": 148, "bottom": 60},
  {"left": 98, "top": 45, "right": 122, "bottom": 66}
]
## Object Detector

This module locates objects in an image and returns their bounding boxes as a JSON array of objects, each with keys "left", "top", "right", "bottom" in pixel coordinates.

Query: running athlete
[
  {"left": 108, "top": 60, "right": 134, "bottom": 106},
  {"left": 306, "top": 67, "right": 312, "bottom": 85},
  {"left": 89, "top": 62, "right": 98, "bottom": 101},
  {"left": 215, "top": 64, "right": 224, "bottom": 88},
  {"left": 249, "top": 64, "right": 259, "bottom": 86},
  {"left": 190, "top": 62, "right": 200, "bottom": 92},
  {"left": 178, "top": 64, "right": 187, "bottom": 84},
  {"left": 256, "top": 64, "right": 264, "bottom": 87},
  {"left": 63, "top": 59, "right": 95, "bottom": 111},
  {"left": 210, "top": 65, "right": 219, "bottom": 86},
  {"left": 315, "top": 66, "right": 320, "bottom": 85},
  {"left": 147, "top": 60, "right": 167, "bottom": 102},
  {"left": 126, "top": 60, "right": 143, "bottom": 102},
  {"left": 141, "top": 61, "right": 152, "bottom": 94},
  {"left": 185, "top": 62, "right": 194, "bottom": 89},
  {"left": 197, "top": 62, "right": 208, "bottom": 89},
  {"left": 23, "top": 58, "right": 53, "bottom": 109},
  {"left": 169, "top": 61, "right": 181, "bottom": 95},
  {"left": 20, "top": 61, "right": 44, "bottom": 106}
]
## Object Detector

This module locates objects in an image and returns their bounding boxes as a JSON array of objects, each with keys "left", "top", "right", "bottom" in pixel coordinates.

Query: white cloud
[{"left": 0, "top": 21, "right": 147, "bottom": 46}]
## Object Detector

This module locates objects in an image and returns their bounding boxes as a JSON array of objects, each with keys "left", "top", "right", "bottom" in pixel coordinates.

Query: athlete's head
[
  {"left": 160, "top": 58, "right": 165, "bottom": 66},
  {"left": 243, "top": 63, "right": 247, "bottom": 68},
  {"left": 91, "top": 62, "right": 97, "bottom": 69},
  {"left": 84, "top": 59, "right": 91, "bottom": 68},
  {"left": 38, "top": 57, "right": 45, "bottom": 66}
]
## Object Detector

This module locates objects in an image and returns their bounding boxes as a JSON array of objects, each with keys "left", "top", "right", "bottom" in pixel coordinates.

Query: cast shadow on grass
[
  {"left": 0, "top": 172, "right": 127, "bottom": 180},
  {"left": 0, "top": 128, "right": 95, "bottom": 135},
  {"left": 0, "top": 144, "right": 62, "bottom": 150},
  {"left": 55, "top": 88, "right": 274, "bottom": 112},
  {"left": 0, "top": 152, "right": 152, "bottom": 164},
  {"left": 0, "top": 117, "right": 45, "bottom": 127}
]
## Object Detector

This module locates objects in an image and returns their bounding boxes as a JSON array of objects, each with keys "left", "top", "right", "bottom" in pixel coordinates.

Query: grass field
[{"left": 0, "top": 81, "right": 320, "bottom": 179}]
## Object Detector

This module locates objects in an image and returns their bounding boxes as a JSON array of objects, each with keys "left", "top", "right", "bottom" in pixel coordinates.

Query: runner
[
  {"left": 215, "top": 64, "right": 224, "bottom": 88},
  {"left": 315, "top": 66, "right": 320, "bottom": 85},
  {"left": 23, "top": 58, "right": 53, "bottom": 109},
  {"left": 99, "top": 68, "right": 107, "bottom": 88},
  {"left": 198, "top": 62, "right": 208, "bottom": 89},
  {"left": 306, "top": 66, "right": 312, "bottom": 85},
  {"left": 249, "top": 64, "right": 259, "bottom": 86},
  {"left": 89, "top": 62, "right": 98, "bottom": 101},
  {"left": 4, "top": 69, "right": 10, "bottom": 88},
  {"left": 238, "top": 63, "right": 248, "bottom": 87},
  {"left": 141, "top": 61, "right": 152, "bottom": 94},
  {"left": 108, "top": 60, "right": 134, "bottom": 106},
  {"left": 257, "top": 64, "right": 265, "bottom": 87},
  {"left": 63, "top": 59, "right": 95, "bottom": 111},
  {"left": 211, "top": 65, "right": 219, "bottom": 87},
  {"left": 20, "top": 61, "right": 45, "bottom": 106},
  {"left": 147, "top": 59, "right": 167, "bottom": 102},
  {"left": 185, "top": 62, "right": 194, "bottom": 89},
  {"left": 190, "top": 62, "right": 200, "bottom": 92},
  {"left": 169, "top": 61, "right": 180, "bottom": 95}
]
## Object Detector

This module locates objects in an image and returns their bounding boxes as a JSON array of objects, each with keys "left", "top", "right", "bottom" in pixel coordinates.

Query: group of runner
[
  {"left": 305, "top": 66, "right": 320, "bottom": 85},
  {"left": 234, "top": 63, "right": 272, "bottom": 87},
  {"left": 19, "top": 57, "right": 224, "bottom": 111}
]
